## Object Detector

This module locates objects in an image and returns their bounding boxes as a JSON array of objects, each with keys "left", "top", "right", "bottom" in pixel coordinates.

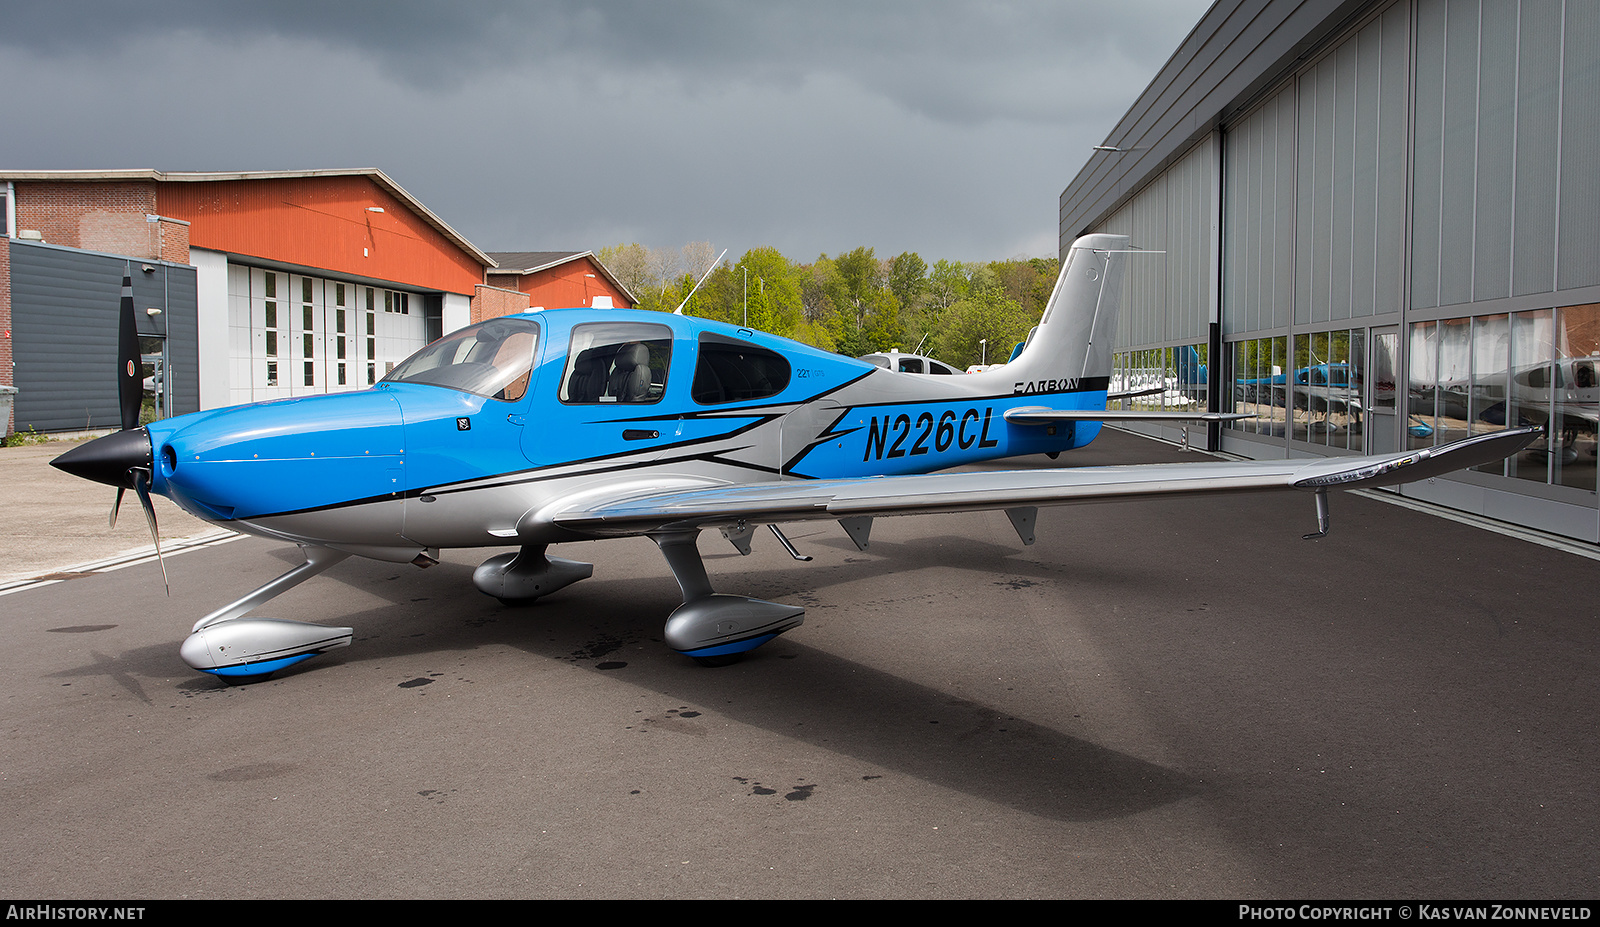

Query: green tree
[
  {"left": 799, "top": 257, "right": 842, "bottom": 324},
  {"left": 834, "top": 246, "right": 880, "bottom": 327},
  {"left": 595, "top": 243, "right": 654, "bottom": 300},
  {"left": 932, "top": 289, "right": 1036, "bottom": 371},
  {"left": 987, "top": 256, "right": 1059, "bottom": 316},
  {"left": 732, "top": 247, "right": 802, "bottom": 337},
  {"left": 927, "top": 259, "right": 972, "bottom": 312},
  {"left": 686, "top": 263, "right": 739, "bottom": 323},
  {"left": 789, "top": 316, "right": 838, "bottom": 352},
  {"left": 860, "top": 290, "right": 906, "bottom": 354},
  {"left": 597, "top": 241, "right": 1063, "bottom": 366},
  {"left": 887, "top": 252, "right": 928, "bottom": 311}
]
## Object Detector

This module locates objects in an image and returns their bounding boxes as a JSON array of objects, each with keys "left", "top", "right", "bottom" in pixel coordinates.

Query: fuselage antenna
[{"left": 674, "top": 248, "right": 729, "bottom": 315}]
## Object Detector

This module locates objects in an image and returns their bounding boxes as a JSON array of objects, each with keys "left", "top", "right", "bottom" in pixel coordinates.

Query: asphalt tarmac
[{"left": 2, "top": 429, "right": 1597, "bottom": 899}]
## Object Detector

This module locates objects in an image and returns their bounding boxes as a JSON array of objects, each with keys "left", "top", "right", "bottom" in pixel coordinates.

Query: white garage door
[{"left": 228, "top": 265, "right": 427, "bottom": 404}]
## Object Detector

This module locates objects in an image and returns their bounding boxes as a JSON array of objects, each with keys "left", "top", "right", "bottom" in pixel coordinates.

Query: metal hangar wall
[{"left": 1059, "top": 0, "right": 1600, "bottom": 543}]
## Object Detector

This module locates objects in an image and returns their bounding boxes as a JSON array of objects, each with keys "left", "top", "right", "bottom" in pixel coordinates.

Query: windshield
[{"left": 383, "top": 318, "right": 540, "bottom": 401}]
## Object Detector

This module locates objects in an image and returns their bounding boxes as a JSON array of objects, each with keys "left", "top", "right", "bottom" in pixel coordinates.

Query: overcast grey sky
[{"left": 0, "top": 1, "right": 1212, "bottom": 265}]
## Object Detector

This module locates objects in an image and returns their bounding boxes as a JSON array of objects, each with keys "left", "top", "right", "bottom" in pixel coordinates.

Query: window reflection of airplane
[
  {"left": 1176, "top": 344, "right": 1207, "bottom": 402},
  {"left": 1232, "top": 357, "right": 1363, "bottom": 435},
  {"left": 1148, "top": 347, "right": 1355, "bottom": 419},
  {"left": 1288, "top": 363, "right": 1362, "bottom": 434},
  {"left": 1421, "top": 357, "right": 1599, "bottom": 462},
  {"left": 50, "top": 235, "right": 1538, "bottom": 685}
]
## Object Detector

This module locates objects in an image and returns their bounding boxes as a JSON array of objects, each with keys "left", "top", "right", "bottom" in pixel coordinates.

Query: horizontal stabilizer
[
  {"left": 1004, "top": 406, "right": 1254, "bottom": 424},
  {"left": 1106, "top": 386, "right": 1164, "bottom": 401},
  {"left": 552, "top": 426, "right": 1541, "bottom": 535}
]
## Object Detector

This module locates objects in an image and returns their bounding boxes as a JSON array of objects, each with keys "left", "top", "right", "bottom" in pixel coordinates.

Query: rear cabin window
[
  {"left": 691, "top": 335, "right": 792, "bottom": 404},
  {"left": 560, "top": 322, "right": 673, "bottom": 404}
]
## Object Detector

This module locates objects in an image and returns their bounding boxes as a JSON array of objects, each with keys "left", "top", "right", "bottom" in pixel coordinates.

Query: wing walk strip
[
  {"left": 0, "top": 529, "right": 242, "bottom": 597},
  {"left": 552, "top": 427, "right": 1541, "bottom": 535}
]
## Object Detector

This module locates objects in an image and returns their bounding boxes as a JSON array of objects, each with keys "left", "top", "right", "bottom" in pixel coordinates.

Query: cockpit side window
[
  {"left": 383, "top": 318, "right": 539, "bottom": 401},
  {"left": 560, "top": 322, "right": 674, "bottom": 404},
  {"left": 691, "top": 334, "right": 791, "bottom": 404}
]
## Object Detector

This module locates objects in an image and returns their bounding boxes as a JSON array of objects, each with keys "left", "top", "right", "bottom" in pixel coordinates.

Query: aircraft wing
[{"left": 553, "top": 425, "right": 1540, "bottom": 537}]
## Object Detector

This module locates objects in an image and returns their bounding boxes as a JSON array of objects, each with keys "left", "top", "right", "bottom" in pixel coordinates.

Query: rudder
[{"left": 986, "top": 233, "right": 1128, "bottom": 389}]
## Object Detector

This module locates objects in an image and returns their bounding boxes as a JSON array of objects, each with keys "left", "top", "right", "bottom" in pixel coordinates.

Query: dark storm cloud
[
  {"left": 0, "top": 1, "right": 1211, "bottom": 262},
  {"left": 4, "top": 1, "right": 1183, "bottom": 119}
]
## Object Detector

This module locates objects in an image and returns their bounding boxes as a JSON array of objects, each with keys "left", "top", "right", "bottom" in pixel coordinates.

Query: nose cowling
[{"left": 51, "top": 427, "right": 153, "bottom": 489}]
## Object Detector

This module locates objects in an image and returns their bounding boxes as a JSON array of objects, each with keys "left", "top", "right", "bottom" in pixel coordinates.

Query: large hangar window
[
  {"left": 1111, "top": 345, "right": 1209, "bottom": 412},
  {"left": 1408, "top": 304, "right": 1600, "bottom": 495},
  {"left": 1223, "top": 333, "right": 1366, "bottom": 452}
]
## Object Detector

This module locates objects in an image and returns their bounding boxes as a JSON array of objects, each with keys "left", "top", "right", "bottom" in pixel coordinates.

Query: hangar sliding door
[{"left": 230, "top": 266, "right": 427, "bottom": 403}]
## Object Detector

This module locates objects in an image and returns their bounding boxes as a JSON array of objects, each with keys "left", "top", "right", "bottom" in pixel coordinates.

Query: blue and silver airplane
[{"left": 52, "top": 234, "right": 1539, "bottom": 683}]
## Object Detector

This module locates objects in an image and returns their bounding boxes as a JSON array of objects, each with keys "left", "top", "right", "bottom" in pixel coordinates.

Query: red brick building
[
  {"left": 0, "top": 170, "right": 631, "bottom": 434},
  {"left": 484, "top": 251, "right": 636, "bottom": 319}
]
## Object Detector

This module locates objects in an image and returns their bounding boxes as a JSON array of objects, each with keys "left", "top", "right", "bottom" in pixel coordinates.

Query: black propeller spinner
[{"left": 50, "top": 271, "right": 167, "bottom": 590}]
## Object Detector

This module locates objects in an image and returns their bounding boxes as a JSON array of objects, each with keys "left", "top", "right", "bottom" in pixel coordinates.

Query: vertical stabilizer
[{"left": 993, "top": 233, "right": 1127, "bottom": 387}]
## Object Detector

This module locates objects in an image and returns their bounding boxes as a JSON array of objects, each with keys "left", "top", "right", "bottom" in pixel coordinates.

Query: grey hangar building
[{"left": 1061, "top": 0, "right": 1600, "bottom": 544}]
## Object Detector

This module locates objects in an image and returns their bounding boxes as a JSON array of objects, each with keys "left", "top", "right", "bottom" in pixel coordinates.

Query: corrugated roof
[
  {"left": 485, "top": 251, "right": 587, "bottom": 273},
  {"left": 485, "top": 250, "right": 637, "bottom": 306}
]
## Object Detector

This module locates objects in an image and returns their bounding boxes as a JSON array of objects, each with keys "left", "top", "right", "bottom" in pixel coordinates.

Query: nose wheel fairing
[
  {"left": 181, "top": 618, "right": 353, "bottom": 679},
  {"left": 177, "top": 545, "right": 356, "bottom": 682}
]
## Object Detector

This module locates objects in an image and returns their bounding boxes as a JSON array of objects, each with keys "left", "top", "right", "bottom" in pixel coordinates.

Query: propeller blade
[
  {"left": 109, "top": 487, "right": 125, "bottom": 528},
  {"left": 131, "top": 467, "right": 169, "bottom": 596},
  {"left": 117, "top": 273, "right": 141, "bottom": 432}
]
